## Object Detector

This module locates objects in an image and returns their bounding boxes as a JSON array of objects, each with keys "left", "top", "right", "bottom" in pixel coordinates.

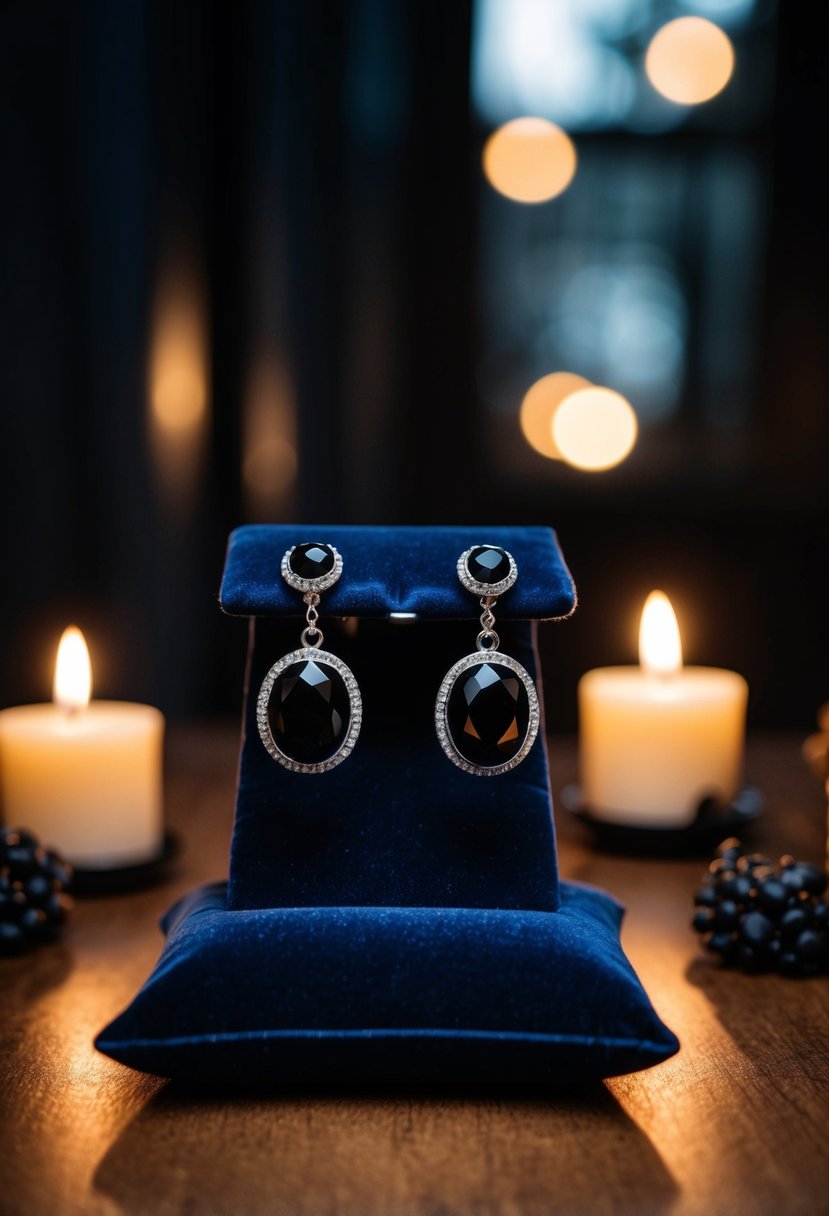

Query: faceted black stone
[
  {"left": 268, "top": 658, "right": 350, "bottom": 764},
  {"left": 446, "top": 661, "right": 530, "bottom": 768},
  {"left": 466, "top": 545, "right": 510, "bottom": 586},
  {"left": 289, "top": 543, "right": 336, "bottom": 580}
]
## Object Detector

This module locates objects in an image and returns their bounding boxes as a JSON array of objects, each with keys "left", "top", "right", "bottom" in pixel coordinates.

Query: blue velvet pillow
[{"left": 96, "top": 880, "right": 679, "bottom": 1084}]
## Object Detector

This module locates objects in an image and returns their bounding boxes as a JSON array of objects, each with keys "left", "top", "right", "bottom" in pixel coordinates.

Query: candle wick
[{"left": 644, "top": 667, "right": 678, "bottom": 687}]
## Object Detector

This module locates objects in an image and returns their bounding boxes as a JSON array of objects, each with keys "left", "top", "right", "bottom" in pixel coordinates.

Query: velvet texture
[
  {"left": 95, "top": 880, "right": 679, "bottom": 1084},
  {"left": 219, "top": 525, "right": 577, "bottom": 620},
  {"left": 230, "top": 616, "right": 561, "bottom": 911},
  {"left": 95, "top": 525, "right": 680, "bottom": 1085},
  {"left": 224, "top": 526, "right": 574, "bottom": 912}
]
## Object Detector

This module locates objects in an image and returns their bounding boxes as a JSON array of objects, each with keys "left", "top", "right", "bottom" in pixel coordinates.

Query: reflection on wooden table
[{"left": 1, "top": 727, "right": 827, "bottom": 1216}]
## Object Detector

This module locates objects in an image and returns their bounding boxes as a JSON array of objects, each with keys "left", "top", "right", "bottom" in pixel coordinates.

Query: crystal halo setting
[
  {"left": 257, "top": 647, "right": 362, "bottom": 774},
  {"left": 281, "top": 543, "right": 343, "bottom": 595},
  {"left": 436, "top": 545, "right": 540, "bottom": 776},
  {"left": 457, "top": 545, "right": 517, "bottom": 599},
  {"left": 257, "top": 543, "right": 361, "bottom": 773},
  {"left": 435, "top": 650, "right": 540, "bottom": 776}
]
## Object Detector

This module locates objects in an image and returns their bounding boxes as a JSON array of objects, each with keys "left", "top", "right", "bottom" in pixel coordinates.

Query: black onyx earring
[
  {"left": 435, "top": 546, "right": 539, "bottom": 776},
  {"left": 257, "top": 544, "right": 362, "bottom": 773}
]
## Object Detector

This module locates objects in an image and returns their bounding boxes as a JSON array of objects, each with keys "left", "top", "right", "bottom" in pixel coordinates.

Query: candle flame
[
  {"left": 639, "top": 591, "right": 683, "bottom": 676},
  {"left": 53, "top": 626, "right": 92, "bottom": 711}
]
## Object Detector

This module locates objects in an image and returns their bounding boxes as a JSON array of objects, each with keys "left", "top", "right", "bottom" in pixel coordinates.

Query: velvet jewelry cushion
[
  {"left": 97, "top": 524, "right": 679, "bottom": 1086},
  {"left": 220, "top": 525, "right": 576, "bottom": 914},
  {"left": 96, "top": 881, "right": 679, "bottom": 1085}
]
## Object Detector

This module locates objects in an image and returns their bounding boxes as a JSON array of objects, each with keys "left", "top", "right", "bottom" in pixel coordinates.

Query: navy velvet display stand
[{"left": 96, "top": 526, "right": 679, "bottom": 1085}]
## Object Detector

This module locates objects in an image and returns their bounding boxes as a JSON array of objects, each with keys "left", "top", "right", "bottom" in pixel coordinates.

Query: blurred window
[{"left": 472, "top": 0, "right": 776, "bottom": 487}]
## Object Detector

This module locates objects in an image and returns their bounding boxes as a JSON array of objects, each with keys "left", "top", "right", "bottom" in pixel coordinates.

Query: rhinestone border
[
  {"left": 257, "top": 647, "right": 362, "bottom": 774},
  {"left": 434, "top": 650, "right": 540, "bottom": 776},
  {"left": 457, "top": 546, "right": 518, "bottom": 599},
  {"left": 281, "top": 544, "right": 344, "bottom": 595}
]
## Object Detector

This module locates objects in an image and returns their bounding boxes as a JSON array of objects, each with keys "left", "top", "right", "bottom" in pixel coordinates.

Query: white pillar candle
[
  {"left": 578, "top": 592, "right": 748, "bottom": 828},
  {"left": 0, "top": 627, "right": 164, "bottom": 868}
]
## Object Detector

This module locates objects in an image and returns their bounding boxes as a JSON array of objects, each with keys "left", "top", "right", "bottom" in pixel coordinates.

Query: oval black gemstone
[
  {"left": 467, "top": 545, "right": 510, "bottom": 585},
  {"left": 269, "top": 658, "right": 350, "bottom": 764},
  {"left": 289, "top": 543, "right": 336, "bottom": 580},
  {"left": 447, "top": 661, "right": 530, "bottom": 768}
]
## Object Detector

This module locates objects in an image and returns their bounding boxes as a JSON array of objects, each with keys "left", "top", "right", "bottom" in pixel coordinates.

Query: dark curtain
[
  {"left": 0, "top": 1, "right": 827, "bottom": 727},
  {"left": 0, "top": 0, "right": 477, "bottom": 717}
]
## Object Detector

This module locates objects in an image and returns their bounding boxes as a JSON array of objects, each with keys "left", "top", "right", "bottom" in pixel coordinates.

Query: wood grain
[{"left": 2, "top": 727, "right": 827, "bottom": 1216}]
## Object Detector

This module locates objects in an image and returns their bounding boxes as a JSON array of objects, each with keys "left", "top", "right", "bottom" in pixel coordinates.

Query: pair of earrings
[{"left": 256, "top": 543, "right": 539, "bottom": 776}]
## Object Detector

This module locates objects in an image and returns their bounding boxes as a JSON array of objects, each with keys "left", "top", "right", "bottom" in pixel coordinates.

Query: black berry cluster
[
  {"left": 0, "top": 827, "right": 73, "bottom": 955},
  {"left": 692, "top": 837, "right": 829, "bottom": 976}
]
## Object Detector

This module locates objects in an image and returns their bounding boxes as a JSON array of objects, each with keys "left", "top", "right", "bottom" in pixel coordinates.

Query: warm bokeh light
[
  {"left": 483, "top": 117, "right": 577, "bottom": 203},
  {"left": 552, "top": 386, "right": 638, "bottom": 471},
  {"left": 520, "top": 371, "right": 591, "bottom": 459},
  {"left": 148, "top": 262, "right": 209, "bottom": 520},
  {"left": 242, "top": 353, "right": 298, "bottom": 520},
  {"left": 639, "top": 592, "right": 683, "bottom": 676},
  {"left": 53, "top": 626, "right": 92, "bottom": 711},
  {"left": 645, "top": 17, "right": 734, "bottom": 106},
  {"left": 150, "top": 297, "right": 207, "bottom": 435}
]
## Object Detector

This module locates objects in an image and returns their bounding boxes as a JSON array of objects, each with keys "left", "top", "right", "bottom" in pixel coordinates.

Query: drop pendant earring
[
  {"left": 435, "top": 546, "right": 539, "bottom": 776},
  {"left": 257, "top": 543, "right": 362, "bottom": 773}
]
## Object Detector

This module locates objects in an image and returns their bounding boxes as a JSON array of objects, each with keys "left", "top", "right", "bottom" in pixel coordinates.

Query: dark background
[{"left": 0, "top": 0, "right": 826, "bottom": 730}]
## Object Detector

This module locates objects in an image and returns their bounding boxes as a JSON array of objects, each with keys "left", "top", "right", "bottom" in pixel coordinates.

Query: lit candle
[
  {"left": 578, "top": 592, "right": 748, "bottom": 828},
  {"left": 0, "top": 627, "right": 164, "bottom": 867}
]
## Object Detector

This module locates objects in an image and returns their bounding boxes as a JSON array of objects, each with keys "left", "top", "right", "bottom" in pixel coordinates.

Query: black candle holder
[
  {"left": 71, "top": 829, "right": 182, "bottom": 895},
  {"left": 561, "top": 784, "right": 764, "bottom": 857}
]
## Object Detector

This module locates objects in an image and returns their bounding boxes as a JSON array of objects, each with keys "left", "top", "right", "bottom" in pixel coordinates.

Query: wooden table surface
[{"left": 2, "top": 727, "right": 828, "bottom": 1216}]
